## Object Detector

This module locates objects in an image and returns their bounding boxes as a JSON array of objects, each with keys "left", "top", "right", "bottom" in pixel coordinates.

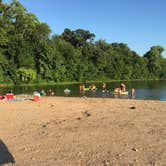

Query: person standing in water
[
  {"left": 131, "top": 88, "right": 136, "bottom": 99},
  {"left": 79, "top": 84, "right": 85, "bottom": 97},
  {"left": 102, "top": 82, "right": 107, "bottom": 92}
]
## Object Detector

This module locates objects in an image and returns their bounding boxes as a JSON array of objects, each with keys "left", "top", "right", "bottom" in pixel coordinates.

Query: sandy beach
[{"left": 0, "top": 96, "right": 166, "bottom": 166}]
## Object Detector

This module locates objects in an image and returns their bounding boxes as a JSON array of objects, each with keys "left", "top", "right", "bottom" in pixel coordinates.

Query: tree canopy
[{"left": 0, "top": 0, "right": 165, "bottom": 84}]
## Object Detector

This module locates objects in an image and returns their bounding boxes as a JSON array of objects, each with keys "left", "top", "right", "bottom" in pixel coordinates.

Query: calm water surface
[{"left": 0, "top": 80, "right": 166, "bottom": 100}]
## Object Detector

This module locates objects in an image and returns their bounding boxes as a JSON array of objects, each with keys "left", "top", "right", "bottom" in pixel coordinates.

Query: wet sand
[{"left": 0, "top": 96, "right": 166, "bottom": 166}]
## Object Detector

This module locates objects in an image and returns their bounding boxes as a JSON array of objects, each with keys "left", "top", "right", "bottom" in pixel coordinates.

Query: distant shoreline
[{"left": 1, "top": 79, "right": 166, "bottom": 87}]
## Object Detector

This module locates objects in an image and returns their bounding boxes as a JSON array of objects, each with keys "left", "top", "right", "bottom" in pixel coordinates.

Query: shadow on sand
[{"left": 0, "top": 139, "right": 15, "bottom": 165}]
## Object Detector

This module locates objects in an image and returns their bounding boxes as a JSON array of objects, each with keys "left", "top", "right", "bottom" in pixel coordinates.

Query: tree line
[{"left": 0, "top": 0, "right": 166, "bottom": 84}]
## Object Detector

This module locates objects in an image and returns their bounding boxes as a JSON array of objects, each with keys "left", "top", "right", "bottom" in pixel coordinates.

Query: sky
[{"left": 3, "top": 0, "right": 166, "bottom": 57}]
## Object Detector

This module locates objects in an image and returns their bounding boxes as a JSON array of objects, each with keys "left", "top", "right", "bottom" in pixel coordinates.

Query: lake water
[{"left": 0, "top": 80, "right": 166, "bottom": 100}]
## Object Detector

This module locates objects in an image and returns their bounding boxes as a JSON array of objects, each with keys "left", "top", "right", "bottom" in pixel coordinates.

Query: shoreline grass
[{"left": 2, "top": 78, "right": 166, "bottom": 87}]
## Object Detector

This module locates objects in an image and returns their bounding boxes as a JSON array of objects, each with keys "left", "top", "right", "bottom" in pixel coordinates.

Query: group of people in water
[
  {"left": 33, "top": 89, "right": 55, "bottom": 97},
  {"left": 79, "top": 82, "right": 106, "bottom": 93},
  {"left": 114, "top": 83, "right": 126, "bottom": 93},
  {"left": 0, "top": 82, "right": 136, "bottom": 100},
  {"left": 79, "top": 82, "right": 135, "bottom": 98}
]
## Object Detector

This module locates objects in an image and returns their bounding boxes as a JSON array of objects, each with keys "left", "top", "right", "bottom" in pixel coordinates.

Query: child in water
[
  {"left": 48, "top": 89, "right": 54, "bottom": 96},
  {"left": 90, "top": 84, "right": 96, "bottom": 91}
]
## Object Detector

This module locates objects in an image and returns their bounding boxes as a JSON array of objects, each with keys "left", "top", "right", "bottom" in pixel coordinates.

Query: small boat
[
  {"left": 84, "top": 88, "right": 90, "bottom": 91},
  {"left": 120, "top": 91, "right": 128, "bottom": 95},
  {"left": 84, "top": 87, "right": 97, "bottom": 91}
]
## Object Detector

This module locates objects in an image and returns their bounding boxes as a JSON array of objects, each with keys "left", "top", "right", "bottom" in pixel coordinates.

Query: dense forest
[{"left": 0, "top": 0, "right": 166, "bottom": 84}]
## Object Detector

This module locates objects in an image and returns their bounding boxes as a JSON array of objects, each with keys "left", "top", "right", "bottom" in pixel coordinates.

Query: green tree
[
  {"left": 16, "top": 68, "right": 36, "bottom": 83},
  {"left": 62, "top": 28, "right": 95, "bottom": 48},
  {"left": 131, "top": 53, "right": 149, "bottom": 79},
  {"left": 144, "top": 46, "right": 164, "bottom": 78},
  {"left": 160, "top": 59, "right": 166, "bottom": 78}
]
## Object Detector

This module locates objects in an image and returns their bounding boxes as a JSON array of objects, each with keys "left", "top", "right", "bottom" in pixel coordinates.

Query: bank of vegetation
[{"left": 0, "top": 0, "right": 166, "bottom": 85}]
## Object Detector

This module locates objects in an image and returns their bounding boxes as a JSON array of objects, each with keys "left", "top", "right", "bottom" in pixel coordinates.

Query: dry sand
[{"left": 0, "top": 96, "right": 166, "bottom": 166}]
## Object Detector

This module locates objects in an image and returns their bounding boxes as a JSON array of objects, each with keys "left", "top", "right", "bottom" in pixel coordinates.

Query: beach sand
[{"left": 0, "top": 96, "right": 166, "bottom": 166}]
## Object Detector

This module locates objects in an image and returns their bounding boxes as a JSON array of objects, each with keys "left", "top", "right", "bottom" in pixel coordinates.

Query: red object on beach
[
  {"left": 34, "top": 95, "right": 39, "bottom": 102},
  {"left": 5, "top": 93, "right": 14, "bottom": 99}
]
